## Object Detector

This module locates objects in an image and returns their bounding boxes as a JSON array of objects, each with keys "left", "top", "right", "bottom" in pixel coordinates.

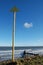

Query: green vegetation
[{"left": 0, "top": 55, "right": 43, "bottom": 65}]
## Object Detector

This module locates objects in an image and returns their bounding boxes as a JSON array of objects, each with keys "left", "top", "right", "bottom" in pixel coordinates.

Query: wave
[
  {"left": 31, "top": 49, "right": 43, "bottom": 55},
  {"left": 0, "top": 48, "right": 43, "bottom": 61},
  {"left": 0, "top": 49, "right": 43, "bottom": 55}
]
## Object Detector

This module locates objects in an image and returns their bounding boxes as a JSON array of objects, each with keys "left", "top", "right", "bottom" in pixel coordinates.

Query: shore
[{"left": 0, "top": 55, "right": 43, "bottom": 65}]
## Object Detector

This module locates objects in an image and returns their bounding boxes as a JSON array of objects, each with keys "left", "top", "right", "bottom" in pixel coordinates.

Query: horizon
[
  {"left": 0, "top": 0, "right": 43, "bottom": 46},
  {"left": 0, "top": 45, "right": 43, "bottom": 47}
]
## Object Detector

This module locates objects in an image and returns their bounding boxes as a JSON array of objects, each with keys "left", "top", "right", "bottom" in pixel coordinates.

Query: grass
[{"left": 0, "top": 55, "right": 43, "bottom": 65}]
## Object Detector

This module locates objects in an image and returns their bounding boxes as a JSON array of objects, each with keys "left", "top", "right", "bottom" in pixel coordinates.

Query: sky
[{"left": 0, "top": 0, "right": 43, "bottom": 46}]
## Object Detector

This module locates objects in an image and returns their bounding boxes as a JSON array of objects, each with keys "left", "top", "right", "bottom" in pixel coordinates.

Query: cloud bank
[{"left": 24, "top": 22, "right": 33, "bottom": 28}]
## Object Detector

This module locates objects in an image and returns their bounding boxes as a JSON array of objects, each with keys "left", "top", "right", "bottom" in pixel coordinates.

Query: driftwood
[{"left": 22, "top": 50, "right": 39, "bottom": 57}]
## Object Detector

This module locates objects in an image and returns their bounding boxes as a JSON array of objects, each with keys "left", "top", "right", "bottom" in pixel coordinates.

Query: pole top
[{"left": 10, "top": 6, "right": 19, "bottom": 12}]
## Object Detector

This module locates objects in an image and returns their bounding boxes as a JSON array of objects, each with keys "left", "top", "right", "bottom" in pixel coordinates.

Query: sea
[{"left": 0, "top": 46, "right": 43, "bottom": 61}]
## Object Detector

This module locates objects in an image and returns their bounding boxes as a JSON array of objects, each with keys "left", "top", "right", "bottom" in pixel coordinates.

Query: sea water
[{"left": 0, "top": 46, "right": 43, "bottom": 61}]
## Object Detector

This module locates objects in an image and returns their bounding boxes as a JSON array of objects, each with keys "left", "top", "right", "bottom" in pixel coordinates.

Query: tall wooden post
[{"left": 10, "top": 7, "right": 19, "bottom": 62}]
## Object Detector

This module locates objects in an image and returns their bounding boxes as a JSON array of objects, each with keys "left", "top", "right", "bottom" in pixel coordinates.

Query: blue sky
[{"left": 0, "top": 0, "right": 43, "bottom": 46}]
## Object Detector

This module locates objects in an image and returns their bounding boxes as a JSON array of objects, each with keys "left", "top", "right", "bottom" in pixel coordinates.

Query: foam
[{"left": 0, "top": 49, "right": 43, "bottom": 58}]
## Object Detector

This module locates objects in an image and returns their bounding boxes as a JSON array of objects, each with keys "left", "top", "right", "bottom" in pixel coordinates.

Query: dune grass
[{"left": 0, "top": 55, "right": 43, "bottom": 65}]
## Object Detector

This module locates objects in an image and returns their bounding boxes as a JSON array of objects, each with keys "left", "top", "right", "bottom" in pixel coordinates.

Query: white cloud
[{"left": 24, "top": 22, "right": 33, "bottom": 28}]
